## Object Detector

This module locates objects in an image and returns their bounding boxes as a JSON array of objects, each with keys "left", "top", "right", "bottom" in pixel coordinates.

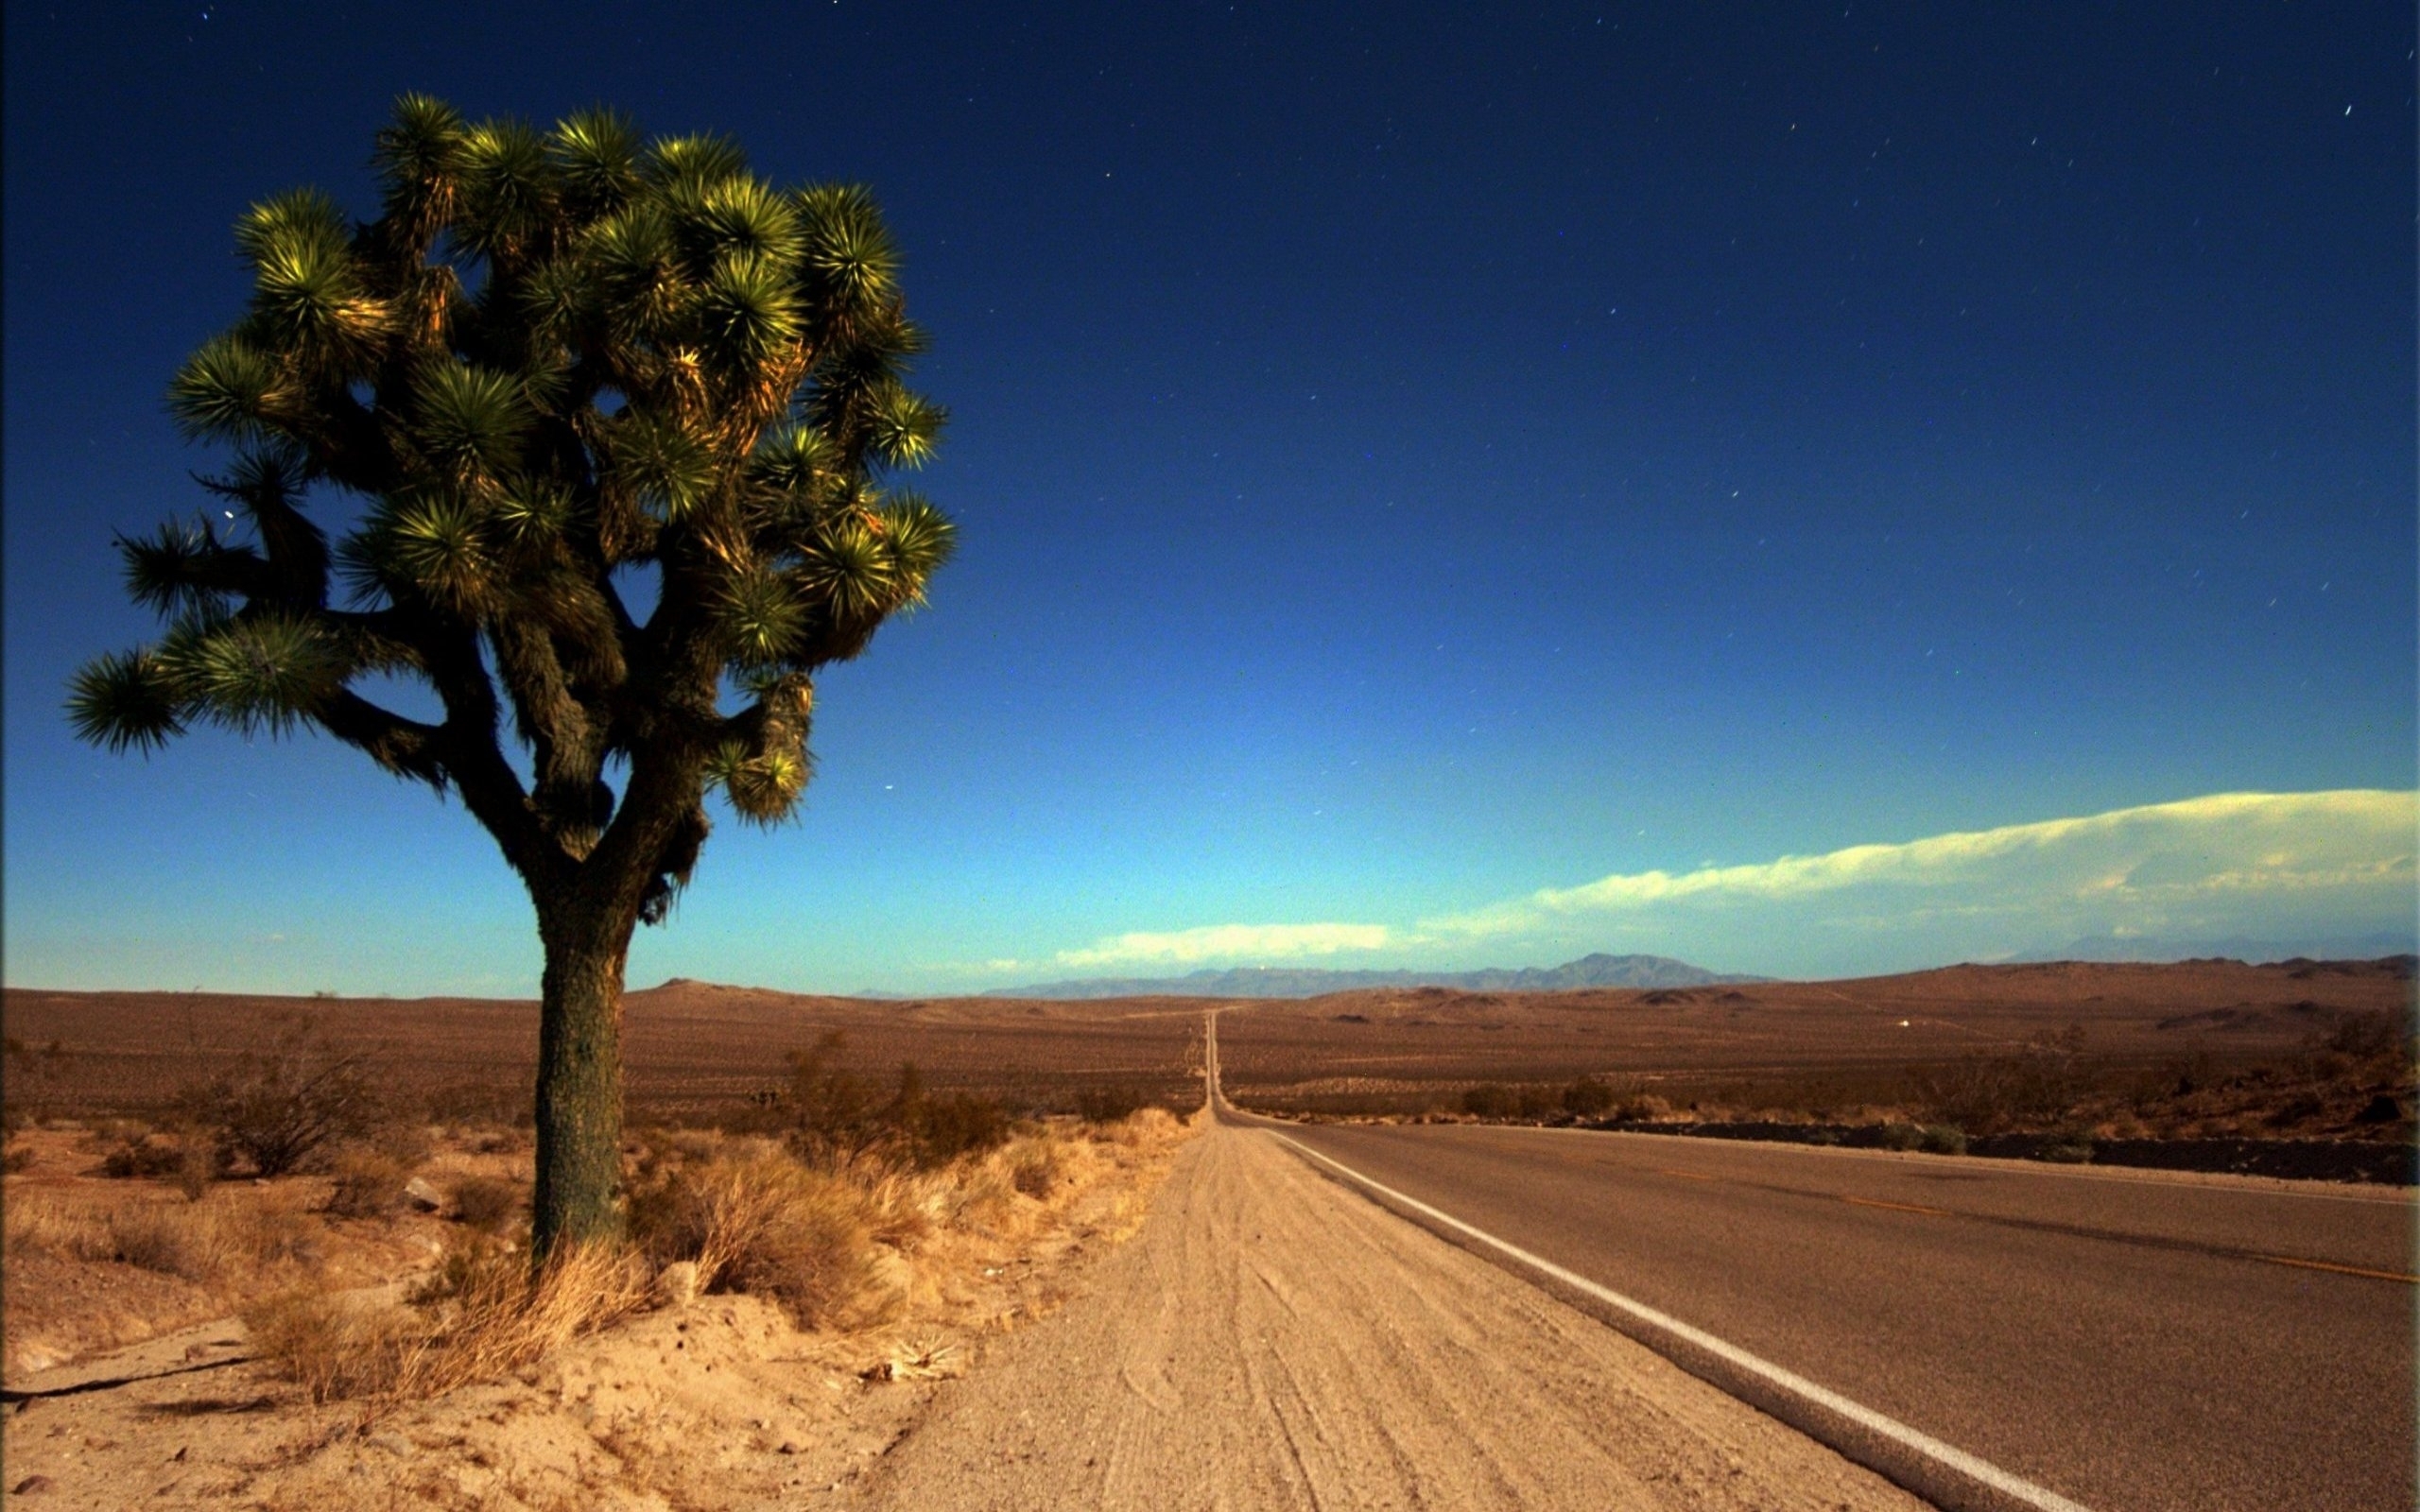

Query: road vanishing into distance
[
  {"left": 857, "top": 1011, "right": 2412, "bottom": 1512},
  {"left": 1228, "top": 1010, "right": 2418, "bottom": 1512}
]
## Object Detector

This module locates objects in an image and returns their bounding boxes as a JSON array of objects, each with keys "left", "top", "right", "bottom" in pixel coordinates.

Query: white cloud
[
  {"left": 1027, "top": 790, "right": 2413, "bottom": 986},
  {"left": 1056, "top": 921, "right": 1393, "bottom": 969},
  {"left": 1424, "top": 789, "right": 2416, "bottom": 950}
]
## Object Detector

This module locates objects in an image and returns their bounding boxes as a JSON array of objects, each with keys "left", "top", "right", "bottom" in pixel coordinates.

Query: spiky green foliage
[
  {"left": 76, "top": 96, "right": 952, "bottom": 902},
  {"left": 73, "top": 97, "right": 955, "bottom": 1258}
]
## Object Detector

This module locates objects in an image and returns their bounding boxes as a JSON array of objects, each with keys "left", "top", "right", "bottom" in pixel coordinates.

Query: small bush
[
  {"left": 245, "top": 1285, "right": 416, "bottom": 1403},
  {"left": 3, "top": 1195, "right": 107, "bottom": 1263},
  {"left": 2036, "top": 1134, "right": 2095, "bottom": 1164},
  {"left": 1011, "top": 1143, "right": 1060, "bottom": 1198},
  {"left": 914, "top": 1092, "right": 1009, "bottom": 1167},
  {"left": 326, "top": 1147, "right": 408, "bottom": 1218},
  {"left": 773, "top": 1043, "right": 1009, "bottom": 1171},
  {"left": 1918, "top": 1125, "right": 1968, "bottom": 1156},
  {"left": 1076, "top": 1085, "right": 1145, "bottom": 1124},
  {"left": 1876, "top": 1123, "right": 1923, "bottom": 1151},
  {"left": 182, "top": 1019, "right": 383, "bottom": 1177},
  {"left": 99, "top": 1130, "right": 217, "bottom": 1198},
  {"left": 250, "top": 1239, "right": 647, "bottom": 1404},
  {"left": 1562, "top": 1077, "right": 1616, "bottom": 1117},
  {"left": 1, "top": 1142, "right": 31, "bottom": 1175},
  {"left": 451, "top": 1177, "right": 524, "bottom": 1233},
  {"left": 1461, "top": 1084, "right": 1517, "bottom": 1119},
  {"left": 101, "top": 1132, "right": 190, "bottom": 1179},
  {"left": 629, "top": 1151, "right": 880, "bottom": 1329},
  {"left": 106, "top": 1203, "right": 240, "bottom": 1281}
]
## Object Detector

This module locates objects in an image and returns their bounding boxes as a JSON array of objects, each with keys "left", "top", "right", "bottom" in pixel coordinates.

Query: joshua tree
[{"left": 67, "top": 96, "right": 953, "bottom": 1256}]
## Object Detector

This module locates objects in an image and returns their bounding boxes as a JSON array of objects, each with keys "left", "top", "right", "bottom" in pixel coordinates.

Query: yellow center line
[
  {"left": 1841, "top": 1194, "right": 1950, "bottom": 1217},
  {"left": 1655, "top": 1168, "right": 1720, "bottom": 1181},
  {"left": 2254, "top": 1254, "right": 2420, "bottom": 1285}
]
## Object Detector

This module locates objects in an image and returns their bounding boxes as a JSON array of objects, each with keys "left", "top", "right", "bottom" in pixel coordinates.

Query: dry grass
[
  {"left": 323, "top": 1146, "right": 409, "bottom": 1218},
  {"left": 42, "top": 1103, "right": 1197, "bottom": 1429},
  {"left": 631, "top": 1149, "right": 887, "bottom": 1330},
  {"left": 4, "top": 1190, "right": 315, "bottom": 1283},
  {"left": 448, "top": 1175, "right": 525, "bottom": 1233},
  {"left": 246, "top": 1240, "right": 649, "bottom": 1406},
  {"left": 3, "top": 1193, "right": 108, "bottom": 1263}
]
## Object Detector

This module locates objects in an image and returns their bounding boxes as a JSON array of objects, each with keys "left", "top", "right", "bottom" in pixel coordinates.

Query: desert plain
[{"left": 2, "top": 956, "right": 2411, "bottom": 1510}]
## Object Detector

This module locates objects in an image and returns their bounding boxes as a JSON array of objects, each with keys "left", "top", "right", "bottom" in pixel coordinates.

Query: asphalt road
[
  {"left": 1240, "top": 1059, "right": 2416, "bottom": 1512},
  {"left": 852, "top": 1014, "right": 1927, "bottom": 1511}
]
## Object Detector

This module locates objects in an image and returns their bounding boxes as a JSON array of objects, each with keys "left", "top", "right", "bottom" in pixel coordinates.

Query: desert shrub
[
  {"left": 106, "top": 1203, "right": 243, "bottom": 1280},
  {"left": 1919, "top": 1024, "right": 2094, "bottom": 1135},
  {"left": 101, "top": 1131, "right": 189, "bottom": 1179},
  {"left": 776, "top": 1043, "right": 1009, "bottom": 1171},
  {"left": 1613, "top": 1092, "right": 1671, "bottom": 1122},
  {"left": 100, "top": 1129, "right": 217, "bottom": 1198},
  {"left": 1011, "top": 1143, "right": 1061, "bottom": 1198},
  {"left": 1918, "top": 1125, "right": 1968, "bottom": 1155},
  {"left": 1, "top": 1141, "right": 31, "bottom": 1175},
  {"left": 1461, "top": 1084, "right": 1518, "bottom": 1119},
  {"left": 2035, "top": 1132, "right": 2095, "bottom": 1164},
  {"left": 912, "top": 1091, "right": 1010, "bottom": 1167},
  {"left": 628, "top": 1151, "right": 881, "bottom": 1329},
  {"left": 2325, "top": 1006, "right": 2417, "bottom": 1066},
  {"left": 326, "top": 1147, "right": 408, "bottom": 1218},
  {"left": 244, "top": 1285, "right": 418, "bottom": 1402},
  {"left": 250, "top": 1238, "right": 647, "bottom": 1404},
  {"left": 1562, "top": 1076, "right": 1616, "bottom": 1117},
  {"left": 1876, "top": 1123, "right": 1923, "bottom": 1151},
  {"left": 451, "top": 1176, "right": 525, "bottom": 1233},
  {"left": 182, "top": 1020, "right": 384, "bottom": 1177},
  {"left": 1076, "top": 1085, "right": 1145, "bottom": 1124},
  {"left": 782, "top": 1033, "right": 891, "bottom": 1167},
  {"left": 3, "top": 1195, "right": 108, "bottom": 1263}
]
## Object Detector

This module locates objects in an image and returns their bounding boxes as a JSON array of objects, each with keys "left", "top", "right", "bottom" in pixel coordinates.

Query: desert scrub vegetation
[
  {"left": 181, "top": 1019, "right": 387, "bottom": 1177},
  {"left": 242, "top": 1103, "right": 1196, "bottom": 1407},
  {"left": 1304, "top": 1003, "right": 2416, "bottom": 1150},
  {"left": 773, "top": 1035, "right": 1012, "bottom": 1171},
  {"left": 246, "top": 1239, "right": 651, "bottom": 1405},
  {"left": 4, "top": 1188, "right": 318, "bottom": 1284}
]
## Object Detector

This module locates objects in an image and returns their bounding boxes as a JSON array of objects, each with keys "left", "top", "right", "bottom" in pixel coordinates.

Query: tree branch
[{"left": 315, "top": 691, "right": 445, "bottom": 788}]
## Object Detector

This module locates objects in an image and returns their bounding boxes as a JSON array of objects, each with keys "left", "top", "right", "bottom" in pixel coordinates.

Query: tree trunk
[{"left": 530, "top": 898, "right": 636, "bottom": 1259}]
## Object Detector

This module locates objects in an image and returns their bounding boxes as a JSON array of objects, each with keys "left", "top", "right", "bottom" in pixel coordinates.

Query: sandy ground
[
  {"left": 1, "top": 1120, "right": 1193, "bottom": 1510},
  {"left": 845, "top": 1117, "right": 1929, "bottom": 1512}
]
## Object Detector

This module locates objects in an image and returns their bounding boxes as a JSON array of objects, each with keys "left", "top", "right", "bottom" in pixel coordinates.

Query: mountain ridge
[{"left": 981, "top": 952, "right": 1766, "bottom": 1001}]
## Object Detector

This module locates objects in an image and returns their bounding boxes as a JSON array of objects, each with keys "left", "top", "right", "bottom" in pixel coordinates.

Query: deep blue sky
[{"left": 6, "top": 3, "right": 2413, "bottom": 994}]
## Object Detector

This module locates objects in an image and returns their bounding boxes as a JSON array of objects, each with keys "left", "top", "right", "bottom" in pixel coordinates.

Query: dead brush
[
  {"left": 2, "top": 1194, "right": 109, "bottom": 1263},
  {"left": 105, "top": 1201, "right": 245, "bottom": 1280},
  {"left": 97, "top": 1194, "right": 319, "bottom": 1281},
  {"left": 628, "top": 1148, "right": 889, "bottom": 1330},
  {"left": 246, "top": 1239, "right": 649, "bottom": 1405},
  {"left": 324, "top": 1146, "right": 409, "bottom": 1218},
  {"left": 449, "top": 1175, "right": 526, "bottom": 1233}
]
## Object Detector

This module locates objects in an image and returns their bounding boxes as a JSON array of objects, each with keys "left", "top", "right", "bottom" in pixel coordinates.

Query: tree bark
[{"left": 530, "top": 897, "right": 636, "bottom": 1258}]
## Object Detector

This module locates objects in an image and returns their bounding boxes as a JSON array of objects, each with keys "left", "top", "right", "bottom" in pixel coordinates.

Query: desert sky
[{"left": 4, "top": 4, "right": 2412, "bottom": 993}]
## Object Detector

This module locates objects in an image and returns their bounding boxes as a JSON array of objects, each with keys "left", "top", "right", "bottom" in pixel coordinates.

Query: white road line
[{"left": 1267, "top": 1129, "right": 2099, "bottom": 1512}]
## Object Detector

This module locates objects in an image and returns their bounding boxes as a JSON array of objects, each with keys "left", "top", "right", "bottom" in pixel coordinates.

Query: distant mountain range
[
  {"left": 983, "top": 952, "right": 1765, "bottom": 1001},
  {"left": 2010, "top": 931, "right": 2419, "bottom": 966}
]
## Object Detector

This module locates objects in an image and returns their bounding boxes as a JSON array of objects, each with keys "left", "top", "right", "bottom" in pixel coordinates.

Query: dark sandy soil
[{"left": 7, "top": 958, "right": 2410, "bottom": 1154}]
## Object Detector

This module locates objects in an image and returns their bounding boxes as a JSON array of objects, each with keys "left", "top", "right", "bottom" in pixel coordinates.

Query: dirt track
[{"left": 848, "top": 1108, "right": 1927, "bottom": 1511}]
